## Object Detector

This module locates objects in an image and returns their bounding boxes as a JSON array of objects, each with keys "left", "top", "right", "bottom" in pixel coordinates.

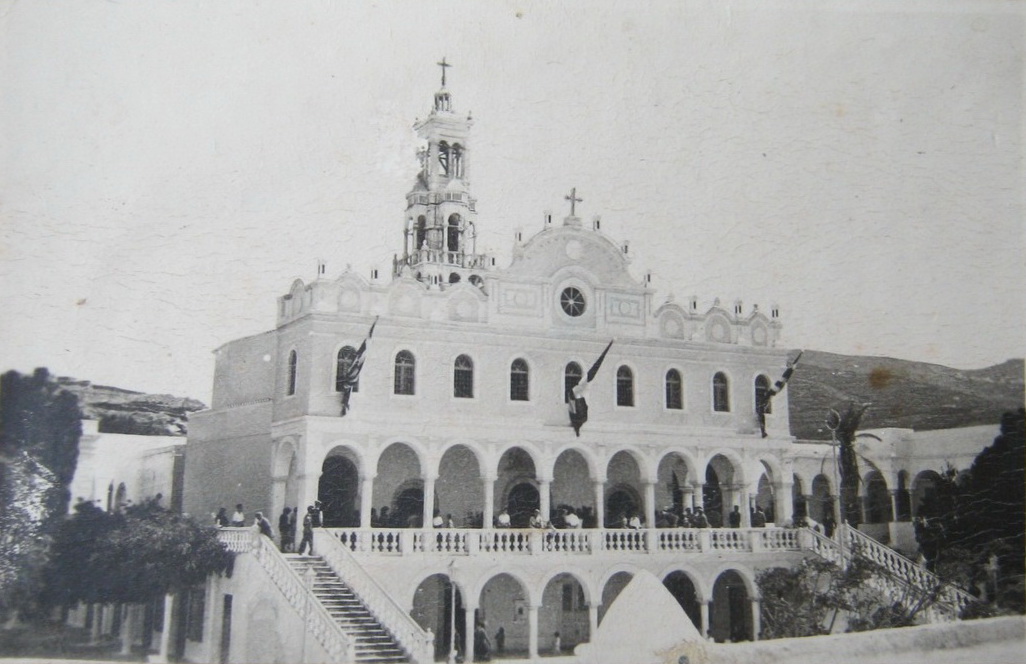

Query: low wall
[{"left": 656, "top": 616, "right": 1025, "bottom": 664}]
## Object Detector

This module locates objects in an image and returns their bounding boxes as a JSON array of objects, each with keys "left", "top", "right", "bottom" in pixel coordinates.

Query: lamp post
[
  {"left": 826, "top": 409, "right": 845, "bottom": 564},
  {"left": 448, "top": 560, "right": 458, "bottom": 664}
]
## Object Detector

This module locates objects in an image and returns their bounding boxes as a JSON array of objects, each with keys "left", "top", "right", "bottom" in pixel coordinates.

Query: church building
[{"left": 182, "top": 65, "right": 972, "bottom": 664}]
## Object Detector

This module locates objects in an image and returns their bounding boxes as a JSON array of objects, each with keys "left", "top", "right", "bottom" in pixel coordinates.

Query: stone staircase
[
  {"left": 286, "top": 554, "right": 410, "bottom": 664},
  {"left": 805, "top": 525, "right": 974, "bottom": 621}
]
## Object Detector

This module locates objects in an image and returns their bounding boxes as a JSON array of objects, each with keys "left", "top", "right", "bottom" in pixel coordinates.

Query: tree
[
  {"left": 42, "top": 498, "right": 233, "bottom": 609},
  {"left": 826, "top": 401, "right": 870, "bottom": 526},
  {"left": 0, "top": 368, "right": 82, "bottom": 620}
]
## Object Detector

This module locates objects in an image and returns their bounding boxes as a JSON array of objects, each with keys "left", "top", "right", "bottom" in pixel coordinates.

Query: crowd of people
[{"left": 213, "top": 501, "right": 325, "bottom": 555}]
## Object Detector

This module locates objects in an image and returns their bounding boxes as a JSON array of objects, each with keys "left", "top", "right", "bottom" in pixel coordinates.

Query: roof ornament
[
  {"left": 437, "top": 57, "right": 452, "bottom": 88},
  {"left": 564, "top": 187, "right": 582, "bottom": 217}
]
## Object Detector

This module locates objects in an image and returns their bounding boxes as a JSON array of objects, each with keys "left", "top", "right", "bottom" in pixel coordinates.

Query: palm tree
[{"left": 826, "top": 402, "right": 872, "bottom": 526}]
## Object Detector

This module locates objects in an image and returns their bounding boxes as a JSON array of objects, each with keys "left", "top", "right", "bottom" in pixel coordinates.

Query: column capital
[
  {"left": 359, "top": 473, "right": 377, "bottom": 482},
  {"left": 422, "top": 473, "right": 438, "bottom": 483}
]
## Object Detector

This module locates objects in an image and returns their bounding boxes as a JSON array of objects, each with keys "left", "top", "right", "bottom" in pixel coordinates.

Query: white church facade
[{"left": 181, "top": 68, "right": 980, "bottom": 663}]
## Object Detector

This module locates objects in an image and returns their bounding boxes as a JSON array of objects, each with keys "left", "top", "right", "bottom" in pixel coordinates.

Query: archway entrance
[
  {"left": 864, "top": 471, "right": 892, "bottom": 523},
  {"left": 318, "top": 453, "right": 359, "bottom": 527},
  {"left": 507, "top": 482, "right": 539, "bottom": 527},
  {"left": 662, "top": 571, "right": 701, "bottom": 633},
  {"left": 540, "top": 574, "right": 589, "bottom": 653},
  {"left": 711, "top": 570, "right": 751, "bottom": 643},
  {"left": 411, "top": 574, "right": 465, "bottom": 662},
  {"left": 810, "top": 474, "right": 832, "bottom": 523}
]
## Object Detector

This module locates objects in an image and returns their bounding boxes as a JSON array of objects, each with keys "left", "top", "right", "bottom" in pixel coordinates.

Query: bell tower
[{"left": 394, "top": 59, "right": 490, "bottom": 288}]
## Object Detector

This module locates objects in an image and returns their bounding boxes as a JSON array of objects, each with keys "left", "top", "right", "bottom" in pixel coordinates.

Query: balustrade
[
  {"left": 319, "top": 526, "right": 805, "bottom": 557},
  {"left": 217, "top": 526, "right": 254, "bottom": 552}
]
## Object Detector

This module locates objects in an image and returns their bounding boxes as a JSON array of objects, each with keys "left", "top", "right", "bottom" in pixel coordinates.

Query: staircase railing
[
  {"left": 220, "top": 530, "right": 356, "bottom": 662},
  {"left": 804, "top": 525, "right": 973, "bottom": 621},
  {"left": 318, "top": 529, "right": 435, "bottom": 664}
]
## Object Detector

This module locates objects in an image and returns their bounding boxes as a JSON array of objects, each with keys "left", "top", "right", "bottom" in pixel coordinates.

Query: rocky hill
[
  {"left": 55, "top": 378, "right": 206, "bottom": 436},
  {"left": 787, "top": 352, "right": 1024, "bottom": 440}
]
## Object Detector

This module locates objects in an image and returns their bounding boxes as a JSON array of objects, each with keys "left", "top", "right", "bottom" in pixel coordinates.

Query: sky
[{"left": 1, "top": 0, "right": 1023, "bottom": 405}]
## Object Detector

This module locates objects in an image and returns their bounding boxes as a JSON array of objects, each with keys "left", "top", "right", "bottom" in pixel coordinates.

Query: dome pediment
[{"left": 502, "top": 226, "right": 642, "bottom": 290}]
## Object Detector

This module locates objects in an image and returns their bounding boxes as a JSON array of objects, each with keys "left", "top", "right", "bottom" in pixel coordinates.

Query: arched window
[
  {"left": 335, "top": 346, "right": 359, "bottom": 393},
  {"left": 616, "top": 365, "right": 634, "bottom": 407},
  {"left": 447, "top": 214, "right": 461, "bottom": 253},
  {"left": 454, "top": 354, "right": 474, "bottom": 398},
  {"left": 415, "top": 215, "right": 427, "bottom": 249},
  {"left": 564, "top": 362, "right": 583, "bottom": 401},
  {"left": 712, "top": 372, "right": 730, "bottom": 412},
  {"left": 438, "top": 141, "right": 450, "bottom": 176},
  {"left": 286, "top": 350, "right": 298, "bottom": 396},
  {"left": 510, "top": 358, "right": 529, "bottom": 401},
  {"left": 665, "top": 369, "right": 683, "bottom": 410},
  {"left": 755, "top": 374, "right": 772, "bottom": 414},
  {"left": 394, "top": 351, "right": 416, "bottom": 395}
]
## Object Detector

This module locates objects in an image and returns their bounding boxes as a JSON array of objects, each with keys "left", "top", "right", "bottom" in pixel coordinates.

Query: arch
[
  {"left": 665, "top": 368, "right": 683, "bottom": 410},
  {"left": 335, "top": 345, "right": 359, "bottom": 393},
  {"left": 662, "top": 570, "right": 702, "bottom": 632},
  {"left": 895, "top": 469, "right": 912, "bottom": 521},
  {"left": 453, "top": 354, "right": 474, "bottom": 399},
  {"left": 415, "top": 215, "right": 427, "bottom": 248},
  {"left": 606, "top": 450, "right": 644, "bottom": 527},
  {"left": 437, "top": 141, "right": 450, "bottom": 176},
  {"left": 477, "top": 572, "right": 533, "bottom": 650},
  {"left": 539, "top": 572, "right": 591, "bottom": 651},
  {"left": 507, "top": 482, "right": 540, "bottom": 528},
  {"left": 864, "top": 471, "right": 892, "bottom": 524},
  {"left": 286, "top": 349, "right": 298, "bottom": 396},
  {"left": 712, "top": 371, "right": 730, "bottom": 412},
  {"left": 510, "top": 358, "right": 530, "bottom": 401},
  {"left": 447, "top": 213, "right": 462, "bottom": 253},
  {"left": 394, "top": 350, "right": 416, "bottom": 395},
  {"left": 448, "top": 272, "right": 461, "bottom": 284},
  {"left": 703, "top": 453, "right": 742, "bottom": 526},
  {"left": 437, "top": 444, "right": 483, "bottom": 528},
  {"left": 616, "top": 365, "right": 634, "bottom": 407},
  {"left": 411, "top": 573, "right": 466, "bottom": 661},
  {"left": 114, "top": 482, "right": 127, "bottom": 511},
  {"left": 792, "top": 473, "right": 808, "bottom": 519},
  {"left": 754, "top": 374, "right": 772, "bottom": 414},
  {"left": 551, "top": 448, "right": 595, "bottom": 527},
  {"left": 598, "top": 570, "right": 635, "bottom": 625},
  {"left": 754, "top": 473, "right": 774, "bottom": 523},
  {"left": 319, "top": 449, "right": 360, "bottom": 527},
  {"left": 496, "top": 446, "right": 540, "bottom": 527},
  {"left": 656, "top": 452, "right": 693, "bottom": 517},
  {"left": 710, "top": 568, "right": 756, "bottom": 643},
  {"left": 373, "top": 442, "right": 423, "bottom": 527},
  {"left": 911, "top": 469, "right": 943, "bottom": 518},
  {"left": 810, "top": 474, "right": 834, "bottom": 523}
]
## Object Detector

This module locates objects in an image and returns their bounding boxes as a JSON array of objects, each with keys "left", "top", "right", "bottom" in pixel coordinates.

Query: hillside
[
  {"left": 55, "top": 377, "right": 206, "bottom": 436},
  {"left": 787, "top": 352, "right": 1024, "bottom": 440}
]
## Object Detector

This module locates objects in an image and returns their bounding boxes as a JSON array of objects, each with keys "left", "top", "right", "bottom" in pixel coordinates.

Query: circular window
[{"left": 560, "top": 287, "right": 586, "bottom": 317}]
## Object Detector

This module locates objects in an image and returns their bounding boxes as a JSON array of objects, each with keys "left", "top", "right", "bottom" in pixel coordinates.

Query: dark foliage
[
  {"left": 914, "top": 409, "right": 1025, "bottom": 612},
  {"left": 1, "top": 368, "right": 82, "bottom": 519},
  {"left": 42, "top": 498, "right": 233, "bottom": 609},
  {"left": 827, "top": 401, "right": 870, "bottom": 526}
]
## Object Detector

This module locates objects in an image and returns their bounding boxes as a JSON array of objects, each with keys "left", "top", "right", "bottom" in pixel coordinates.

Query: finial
[
  {"left": 437, "top": 57, "right": 452, "bottom": 87},
  {"left": 564, "top": 187, "right": 582, "bottom": 217}
]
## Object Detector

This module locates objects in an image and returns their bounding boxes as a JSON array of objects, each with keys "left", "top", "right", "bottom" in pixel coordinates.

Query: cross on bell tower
[{"left": 437, "top": 57, "right": 452, "bottom": 87}]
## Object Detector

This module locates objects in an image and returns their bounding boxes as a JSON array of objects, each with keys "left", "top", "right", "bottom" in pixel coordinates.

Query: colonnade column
[
  {"left": 889, "top": 489, "right": 900, "bottom": 522},
  {"left": 643, "top": 481, "right": 657, "bottom": 529},
  {"left": 538, "top": 479, "right": 551, "bottom": 523},
  {"left": 463, "top": 606, "right": 476, "bottom": 663},
  {"left": 592, "top": 480, "right": 605, "bottom": 528},
  {"left": 423, "top": 475, "right": 437, "bottom": 528},
  {"left": 527, "top": 605, "right": 539, "bottom": 659},
  {"left": 750, "top": 598, "right": 761, "bottom": 641},
  {"left": 699, "top": 601, "right": 710, "bottom": 639},
  {"left": 588, "top": 603, "right": 599, "bottom": 639},
  {"left": 691, "top": 482, "right": 704, "bottom": 511},
  {"left": 359, "top": 475, "right": 375, "bottom": 528},
  {"left": 298, "top": 471, "right": 321, "bottom": 517},
  {"left": 740, "top": 488, "right": 752, "bottom": 527},
  {"left": 774, "top": 482, "right": 794, "bottom": 525},
  {"left": 482, "top": 475, "right": 495, "bottom": 527}
]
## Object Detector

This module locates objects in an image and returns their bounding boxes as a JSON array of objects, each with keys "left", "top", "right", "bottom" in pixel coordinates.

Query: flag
[
  {"left": 757, "top": 350, "right": 803, "bottom": 438},
  {"left": 340, "top": 317, "right": 378, "bottom": 416},
  {"left": 567, "top": 340, "right": 613, "bottom": 436}
]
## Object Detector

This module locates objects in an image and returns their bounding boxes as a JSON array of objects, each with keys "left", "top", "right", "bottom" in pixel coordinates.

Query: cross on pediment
[
  {"left": 565, "top": 187, "right": 583, "bottom": 217},
  {"left": 437, "top": 57, "right": 452, "bottom": 87}
]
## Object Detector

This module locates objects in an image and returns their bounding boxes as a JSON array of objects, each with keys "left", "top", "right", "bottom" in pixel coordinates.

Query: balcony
[
  {"left": 321, "top": 526, "right": 803, "bottom": 556},
  {"left": 396, "top": 249, "right": 492, "bottom": 270}
]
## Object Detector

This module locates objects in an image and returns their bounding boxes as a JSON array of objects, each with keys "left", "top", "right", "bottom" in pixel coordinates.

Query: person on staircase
[{"left": 298, "top": 506, "right": 316, "bottom": 555}]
